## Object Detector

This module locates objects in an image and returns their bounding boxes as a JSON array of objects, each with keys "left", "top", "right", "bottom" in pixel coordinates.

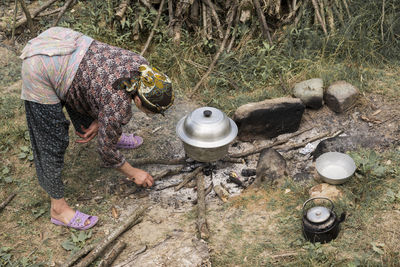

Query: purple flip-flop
[
  {"left": 117, "top": 133, "right": 143, "bottom": 149},
  {"left": 51, "top": 210, "right": 98, "bottom": 230}
]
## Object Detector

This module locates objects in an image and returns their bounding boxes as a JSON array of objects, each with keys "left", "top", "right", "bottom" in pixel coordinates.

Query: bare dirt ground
[{"left": 1, "top": 42, "right": 400, "bottom": 266}]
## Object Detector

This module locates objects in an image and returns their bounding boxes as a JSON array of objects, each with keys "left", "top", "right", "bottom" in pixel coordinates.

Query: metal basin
[{"left": 315, "top": 152, "right": 356, "bottom": 184}]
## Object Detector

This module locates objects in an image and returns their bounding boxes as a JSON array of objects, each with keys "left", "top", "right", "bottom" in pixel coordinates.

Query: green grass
[
  {"left": 1, "top": 0, "right": 400, "bottom": 265},
  {"left": 209, "top": 147, "right": 400, "bottom": 266}
]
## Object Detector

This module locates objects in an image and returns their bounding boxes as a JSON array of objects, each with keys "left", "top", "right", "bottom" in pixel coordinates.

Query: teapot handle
[{"left": 302, "top": 197, "right": 334, "bottom": 216}]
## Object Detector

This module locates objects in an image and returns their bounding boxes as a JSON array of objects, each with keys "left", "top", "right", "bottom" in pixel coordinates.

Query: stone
[
  {"left": 252, "top": 148, "right": 288, "bottom": 187},
  {"left": 293, "top": 78, "right": 324, "bottom": 109},
  {"left": 233, "top": 97, "right": 305, "bottom": 141},
  {"left": 312, "top": 135, "right": 382, "bottom": 160},
  {"left": 309, "top": 183, "right": 343, "bottom": 202},
  {"left": 324, "top": 81, "right": 359, "bottom": 113}
]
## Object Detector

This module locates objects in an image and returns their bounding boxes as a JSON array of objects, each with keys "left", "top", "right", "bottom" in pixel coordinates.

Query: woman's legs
[{"left": 25, "top": 101, "right": 90, "bottom": 225}]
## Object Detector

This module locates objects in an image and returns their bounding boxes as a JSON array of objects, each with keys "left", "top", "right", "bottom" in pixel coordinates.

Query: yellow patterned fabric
[{"left": 128, "top": 65, "right": 174, "bottom": 115}]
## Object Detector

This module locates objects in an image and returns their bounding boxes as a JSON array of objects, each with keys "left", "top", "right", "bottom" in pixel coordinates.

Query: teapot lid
[{"left": 306, "top": 206, "right": 331, "bottom": 223}]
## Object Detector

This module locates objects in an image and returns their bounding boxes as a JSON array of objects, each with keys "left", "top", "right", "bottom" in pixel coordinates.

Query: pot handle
[
  {"left": 338, "top": 212, "right": 346, "bottom": 223},
  {"left": 302, "top": 197, "right": 334, "bottom": 216}
]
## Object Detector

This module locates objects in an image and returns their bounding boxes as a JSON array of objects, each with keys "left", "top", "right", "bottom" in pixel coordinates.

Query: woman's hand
[
  {"left": 76, "top": 120, "right": 99, "bottom": 143},
  {"left": 127, "top": 168, "right": 154, "bottom": 187},
  {"left": 118, "top": 162, "right": 154, "bottom": 187}
]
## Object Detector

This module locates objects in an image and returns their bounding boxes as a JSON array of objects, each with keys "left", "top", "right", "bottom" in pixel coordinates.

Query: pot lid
[
  {"left": 306, "top": 206, "right": 331, "bottom": 223},
  {"left": 176, "top": 107, "right": 238, "bottom": 148}
]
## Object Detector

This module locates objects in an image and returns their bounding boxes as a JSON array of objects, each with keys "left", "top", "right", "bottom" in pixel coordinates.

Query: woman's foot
[
  {"left": 117, "top": 133, "right": 143, "bottom": 149},
  {"left": 50, "top": 198, "right": 90, "bottom": 226}
]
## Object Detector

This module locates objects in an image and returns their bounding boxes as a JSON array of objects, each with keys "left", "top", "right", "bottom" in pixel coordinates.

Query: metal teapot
[{"left": 302, "top": 197, "right": 346, "bottom": 243}]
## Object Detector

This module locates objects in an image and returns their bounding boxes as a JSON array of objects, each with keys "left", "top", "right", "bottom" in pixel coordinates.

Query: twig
[
  {"left": 190, "top": 4, "right": 236, "bottom": 96},
  {"left": 115, "top": 0, "right": 131, "bottom": 20},
  {"left": 74, "top": 206, "right": 148, "bottom": 267},
  {"left": 153, "top": 166, "right": 184, "bottom": 181},
  {"left": 311, "top": 0, "right": 327, "bottom": 35},
  {"left": 37, "top": 7, "right": 63, "bottom": 17},
  {"left": 0, "top": 193, "right": 17, "bottom": 212},
  {"left": 252, "top": 0, "right": 273, "bottom": 44},
  {"left": 275, "top": 131, "right": 333, "bottom": 152},
  {"left": 129, "top": 157, "right": 186, "bottom": 166},
  {"left": 196, "top": 172, "right": 209, "bottom": 239},
  {"left": 141, "top": 0, "right": 165, "bottom": 55},
  {"left": 52, "top": 0, "right": 74, "bottom": 27},
  {"left": 213, "top": 184, "right": 229, "bottom": 202},
  {"left": 342, "top": 0, "right": 351, "bottom": 18},
  {"left": 155, "top": 182, "right": 182, "bottom": 191},
  {"left": 139, "top": 0, "right": 154, "bottom": 10},
  {"left": 202, "top": 0, "right": 224, "bottom": 39},
  {"left": 192, "top": 182, "right": 213, "bottom": 205},
  {"left": 17, "top": 0, "right": 34, "bottom": 32},
  {"left": 98, "top": 240, "right": 126, "bottom": 267},
  {"left": 11, "top": 0, "right": 18, "bottom": 45},
  {"left": 184, "top": 59, "right": 243, "bottom": 91},
  {"left": 113, "top": 245, "right": 147, "bottom": 267},
  {"left": 0, "top": 0, "right": 59, "bottom": 32},
  {"left": 175, "top": 166, "right": 203, "bottom": 191},
  {"left": 381, "top": 0, "right": 385, "bottom": 43},
  {"left": 229, "top": 127, "right": 313, "bottom": 158},
  {"left": 61, "top": 244, "right": 96, "bottom": 267},
  {"left": 227, "top": 6, "right": 240, "bottom": 52}
]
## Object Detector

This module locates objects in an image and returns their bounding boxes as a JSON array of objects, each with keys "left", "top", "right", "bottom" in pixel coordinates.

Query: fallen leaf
[
  {"left": 371, "top": 109, "right": 382, "bottom": 116},
  {"left": 112, "top": 206, "right": 119, "bottom": 219}
]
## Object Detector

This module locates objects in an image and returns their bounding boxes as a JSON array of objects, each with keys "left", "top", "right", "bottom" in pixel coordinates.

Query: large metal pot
[{"left": 176, "top": 107, "right": 238, "bottom": 162}]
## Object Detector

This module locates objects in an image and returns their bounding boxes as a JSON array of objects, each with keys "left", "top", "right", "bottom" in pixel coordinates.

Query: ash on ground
[{"left": 119, "top": 94, "right": 399, "bottom": 209}]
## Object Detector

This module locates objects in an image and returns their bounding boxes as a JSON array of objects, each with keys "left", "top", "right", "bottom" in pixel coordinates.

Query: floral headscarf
[{"left": 114, "top": 64, "right": 174, "bottom": 115}]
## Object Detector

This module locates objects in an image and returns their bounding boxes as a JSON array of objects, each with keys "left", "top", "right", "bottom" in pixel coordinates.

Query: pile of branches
[{"left": 1, "top": 0, "right": 352, "bottom": 43}]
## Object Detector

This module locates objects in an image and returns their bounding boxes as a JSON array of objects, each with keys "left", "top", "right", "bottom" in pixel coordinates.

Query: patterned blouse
[
  {"left": 21, "top": 27, "right": 149, "bottom": 168},
  {"left": 65, "top": 40, "right": 149, "bottom": 168}
]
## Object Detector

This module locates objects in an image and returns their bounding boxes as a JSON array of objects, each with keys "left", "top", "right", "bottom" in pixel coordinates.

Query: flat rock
[
  {"left": 293, "top": 78, "right": 324, "bottom": 109},
  {"left": 252, "top": 148, "right": 287, "bottom": 187},
  {"left": 312, "top": 134, "right": 383, "bottom": 160},
  {"left": 309, "top": 183, "right": 343, "bottom": 202},
  {"left": 233, "top": 97, "right": 305, "bottom": 141},
  {"left": 324, "top": 81, "right": 359, "bottom": 113}
]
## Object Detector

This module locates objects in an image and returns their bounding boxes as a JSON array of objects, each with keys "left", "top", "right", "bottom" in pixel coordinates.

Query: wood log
[
  {"left": 61, "top": 244, "right": 96, "bottom": 267},
  {"left": 141, "top": 0, "right": 165, "bottom": 55},
  {"left": 0, "top": 193, "right": 17, "bottom": 212},
  {"left": 115, "top": 0, "right": 131, "bottom": 20},
  {"left": 229, "top": 127, "right": 313, "bottom": 158},
  {"left": 252, "top": 0, "right": 272, "bottom": 44},
  {"left": 311, "top": 0, "right": 327, "bottom": 35},
  {"left": 74, "top": 205, "right": 148, "bottom": 267},
  {"left": 196, "top": 172, "right": 209, "bottom": 239},
  {"left": 202, "top": 0, "right": 223, "bottom": 39},
  {"left": 0, "top": 0, "right": 59, "bottom": 32},
  {"left": 175, "top": 166, "right": 203, "bottom": 191},
  {"left": 52, "top": 0, "right": 75, "bottom": 27},
  {"left": 129, "top": 157, "right": 186, "bottom": 166},
  {"left": 153, "top": 166, "right": 184, "bottom": 181},
  {"left": 98, "top": 240, "right": 126, "bottom": 267},
  {"left": 113, "top": 245, "right": 147, "bottom": 267},
  {"left": 17, "top": 0, "right": 34, "bottom": 32},
  {"left": 275, "top": 130, "right": 342, "bottom": 152},
  {"left": 192, "top": 181, "right": 213, "bottom": 205},
  {"left": 213, "top": 184, "right": 229, "bottom": 202}
]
